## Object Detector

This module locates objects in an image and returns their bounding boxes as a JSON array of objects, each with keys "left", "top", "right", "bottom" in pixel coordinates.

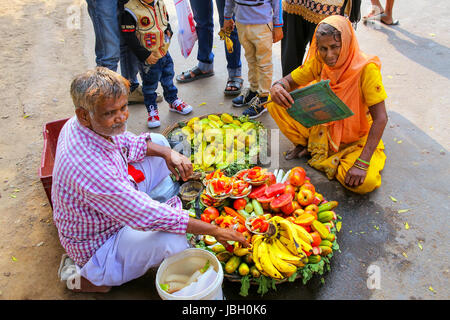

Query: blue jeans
[
  {"left": 86, "top": 0, "right": 139, "bottom": 91},
  {"left": 189, "top": 0, "right": 241, "bottom": 78},
  {"left": 139, "top": 52, "right": 178, "bottom": 113}
]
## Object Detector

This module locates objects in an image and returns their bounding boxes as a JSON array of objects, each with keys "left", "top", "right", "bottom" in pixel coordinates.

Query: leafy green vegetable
[
  {"left": 288, "top": 271, "right": 298, "bottom": 282},
  {"left": 239, "top": 275, "right": 250, "bottom": 297},
  {"left": 256, "top": 275, "right": 270, "bottom": 296}
]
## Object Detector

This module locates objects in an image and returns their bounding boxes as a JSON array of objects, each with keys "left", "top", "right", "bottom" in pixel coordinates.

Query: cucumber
[
  {"left": 238, "top": 209, "right": 250, "bottom": 219},
  {"left": 252, "top": 199, "right": 264, "bottom": 216}
]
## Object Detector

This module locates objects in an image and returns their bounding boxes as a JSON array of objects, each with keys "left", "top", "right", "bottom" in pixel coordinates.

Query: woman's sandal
[
  {"left": 285, "top": 145, "right": 310, "bottom": 160},
  {"left": 176, "top": 66, "right": 214, "bottom": 83},
  {"left": 224, "top": 77, "right": 243, "bottom": 96}
]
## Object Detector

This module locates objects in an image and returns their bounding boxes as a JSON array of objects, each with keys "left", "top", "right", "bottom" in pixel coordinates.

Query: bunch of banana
[{"left": 250, "top": 216, "right": 315, "bottom": 280}]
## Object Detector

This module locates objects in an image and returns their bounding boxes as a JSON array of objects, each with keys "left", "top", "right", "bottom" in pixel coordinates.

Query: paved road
[{"left": 80, "top": 0, "right": 449, "bottom": 300}]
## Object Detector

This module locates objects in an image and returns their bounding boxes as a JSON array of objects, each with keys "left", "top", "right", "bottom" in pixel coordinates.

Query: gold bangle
[{"left": 353, "top": 164, "right": 368, "bottom": 171}]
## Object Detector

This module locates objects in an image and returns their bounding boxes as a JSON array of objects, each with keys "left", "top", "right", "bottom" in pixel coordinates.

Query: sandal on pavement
[
  {"left": 224, "top": 77, "right": 244, "bottom": 96},
  {"left": 176, "top": 66, "right": 214, "bottom": 83},
  {"left": 380, "top": 14, "right": 399, "bottom": 26},
  {"left": 285, "top": 145, "right": 309, "bottom": 160}
]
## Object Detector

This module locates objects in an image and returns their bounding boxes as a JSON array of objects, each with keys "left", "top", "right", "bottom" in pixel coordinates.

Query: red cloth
[{"left": 128, "top": 164, "right": 145, "bottom": 183}]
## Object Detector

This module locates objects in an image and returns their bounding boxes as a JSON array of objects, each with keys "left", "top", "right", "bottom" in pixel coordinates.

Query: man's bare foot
[
  {"left": 362, "top": 6, "right": 384, "bottom": 20},
  {"left": 68, "top": 276, "right": 112, "bottom": 293},
  {"left": 285, "top": 145, "right": 309, "bottom": 160}
]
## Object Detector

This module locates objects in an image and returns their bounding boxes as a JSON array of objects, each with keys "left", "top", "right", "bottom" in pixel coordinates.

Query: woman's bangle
[
  {"left": 354, "top": 160, "right": 369, "bottom": 168},
  {"left": 353, "top": 163, "right": 368, "bottom": 171},
  {"left": 357, "top": 157, "right": 370, "bottom": 166}
]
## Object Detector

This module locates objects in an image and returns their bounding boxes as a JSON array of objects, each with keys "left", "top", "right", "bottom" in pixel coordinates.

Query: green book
[{"left": 286, "top": 80, "right": 354, "bottom": 128}]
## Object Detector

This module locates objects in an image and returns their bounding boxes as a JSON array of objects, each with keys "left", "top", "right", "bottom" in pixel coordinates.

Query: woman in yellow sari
[{"left": 267, "top": 15, "right": 388, "bottom": 194}]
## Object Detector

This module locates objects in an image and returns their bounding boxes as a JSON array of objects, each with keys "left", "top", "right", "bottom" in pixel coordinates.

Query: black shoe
[
  {"left": 242, "top": 96, "right": 268, "bottom": 119},
  {"left": 232, "top": 89, "right": 258, "bottom": 107}
]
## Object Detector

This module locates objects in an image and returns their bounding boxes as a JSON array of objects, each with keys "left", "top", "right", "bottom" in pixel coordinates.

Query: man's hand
[
  {"left": 223, "top": 19, "right": 234, "bottom": 33},
  {"left": 146, "top": 52, "right": 159, "bottom": 65},
  {"left": 270, "top": 81, "right": 294, "bottom": 108},
  {"left": 213, "top": 226, "right": 250, "bottom": 249},
  {"left": 272, "top": 27, "right": 283, "bottom": 43},
  {"left": 344, "top": 165, "right": 367, "bottom": 188},
  {"left": 165, "top": 150, "right": 193, "bottom": 182}
]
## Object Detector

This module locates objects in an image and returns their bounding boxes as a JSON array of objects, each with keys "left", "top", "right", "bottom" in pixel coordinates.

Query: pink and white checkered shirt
[{"left": 52, "top": 117, "right": 189, "bottom": 266}]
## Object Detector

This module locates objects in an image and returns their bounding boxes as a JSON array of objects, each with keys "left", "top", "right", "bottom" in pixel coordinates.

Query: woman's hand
[
  {"left": 344, "top": 165, "right": 367, "bottom": 187},
  {"left": 270, "top": 82, "right": 294, "bottom": 108}
]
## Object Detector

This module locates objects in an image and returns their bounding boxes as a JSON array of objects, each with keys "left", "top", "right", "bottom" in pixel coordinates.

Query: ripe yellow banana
[
  {"left": 291, "top": 223, "right": 314, "bottom": 244},
  {"left": 268, "top": 241, "right": 297, "bottom": 277},
  {"left": 225, "top": 36, "right": 234, "bottom": 53},
  {"left": 258, "top": 240, "right": 284, "bottom": 280},
  {"left": 273, "top": 238, "right": 306, "bottom": 261},
  {"left": 278, "top": 235, "right": 300, "bottom": 256},
  {"left": 252, "top": 236, "right": 270, "bottom": 277},
  {"left": 279, "top": 220, "right": 304, "bottom": 255}
]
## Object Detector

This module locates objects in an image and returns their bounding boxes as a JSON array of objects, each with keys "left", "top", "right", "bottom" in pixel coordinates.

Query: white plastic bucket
[{"left": 155, "top": 248, "right": 224, "bottom": 300}]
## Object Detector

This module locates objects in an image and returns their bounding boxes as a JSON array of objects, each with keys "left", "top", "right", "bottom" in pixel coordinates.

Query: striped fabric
[{"left": 51, "top": 117, "right": 189, "bottom": 266}]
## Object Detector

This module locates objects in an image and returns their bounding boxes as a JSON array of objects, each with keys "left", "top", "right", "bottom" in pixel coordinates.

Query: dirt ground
[{"left": 0, "top": 0, "right": 449, "bottom": 300}]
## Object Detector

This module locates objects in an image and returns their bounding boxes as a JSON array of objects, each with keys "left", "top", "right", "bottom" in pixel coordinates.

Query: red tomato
[
  {"left": 236, "top": 223, "right": 247, "bottom": 233},
  {"left": 204, "top": 207, "right": 219, "bottom": 220},
  {"left": 259, "top": 221, "right": 269, "bottom": 233},
  {"left": 233, "top": 198, "right": 247, "bottom": 211},
  {"left": 201, "top": 213, "right": 211, "bottom": 223}
]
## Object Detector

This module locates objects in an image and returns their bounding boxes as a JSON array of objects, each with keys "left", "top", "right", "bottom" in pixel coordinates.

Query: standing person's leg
[
  {"left": 160, "top": 53, "right": 193, "bottom": 115},
  {"left": 242, "top": 23, "right": 273, "bottom": 119},
  {"left": 232, "top": 22, "right": 258, "bottom": 108},
  {"left": 380, "top": 0, "right": 398, "bottom": 25},
  {"left": 176, "top": 0, "right": 215, "bottom": 82},
  {"left": 86, "top": 0, "right": 120, "bottom": 71},
  {"left": 215, "top": 0, "right": 243, "bottom": 95},
  {"left": 139, "top": 61, "right": 163, "bottom": 128},
  {"left": 281, "top": 13, "right": 316, "bottom": 77},
  {"left": 363, "top": 0, "right": 384, "bottom": 20}
]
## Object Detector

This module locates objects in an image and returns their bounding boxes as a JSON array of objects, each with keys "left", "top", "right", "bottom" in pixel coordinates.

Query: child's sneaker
[
  {"left": 169, "top": 98, "right": 193, "bottom": 115},
  {"left": 232, "top": 88, "right": 258, "bottom": 107},
  {"left": 147, "top": 106, "right": 161, "bottom": 128},
  {"left": 242, "top": 95, "right": 268, "bottom": 119}
]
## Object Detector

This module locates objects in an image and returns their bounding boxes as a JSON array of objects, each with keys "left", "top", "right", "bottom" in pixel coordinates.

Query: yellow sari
[{"left": 267, "top": 16, "right": 387, "bottom": 194}]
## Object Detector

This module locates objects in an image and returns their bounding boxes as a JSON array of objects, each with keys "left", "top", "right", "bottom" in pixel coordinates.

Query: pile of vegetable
[{"left": 187, "top": 166, "right": 342, "bottom": 296}]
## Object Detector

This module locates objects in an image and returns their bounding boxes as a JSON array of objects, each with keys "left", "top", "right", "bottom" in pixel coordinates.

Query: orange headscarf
[{"left": 305, "top": 15, "right": 382, "bottom": 152}]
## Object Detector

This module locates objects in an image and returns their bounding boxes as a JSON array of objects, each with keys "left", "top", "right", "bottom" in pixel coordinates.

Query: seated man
[{"left": 52, "top": 67, "right": 249, "bottom": 292}]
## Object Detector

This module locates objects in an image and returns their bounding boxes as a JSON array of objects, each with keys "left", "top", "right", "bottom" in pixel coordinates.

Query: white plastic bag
[{"left": 173, "top": 0, "right": 197, "bottom": 58}]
